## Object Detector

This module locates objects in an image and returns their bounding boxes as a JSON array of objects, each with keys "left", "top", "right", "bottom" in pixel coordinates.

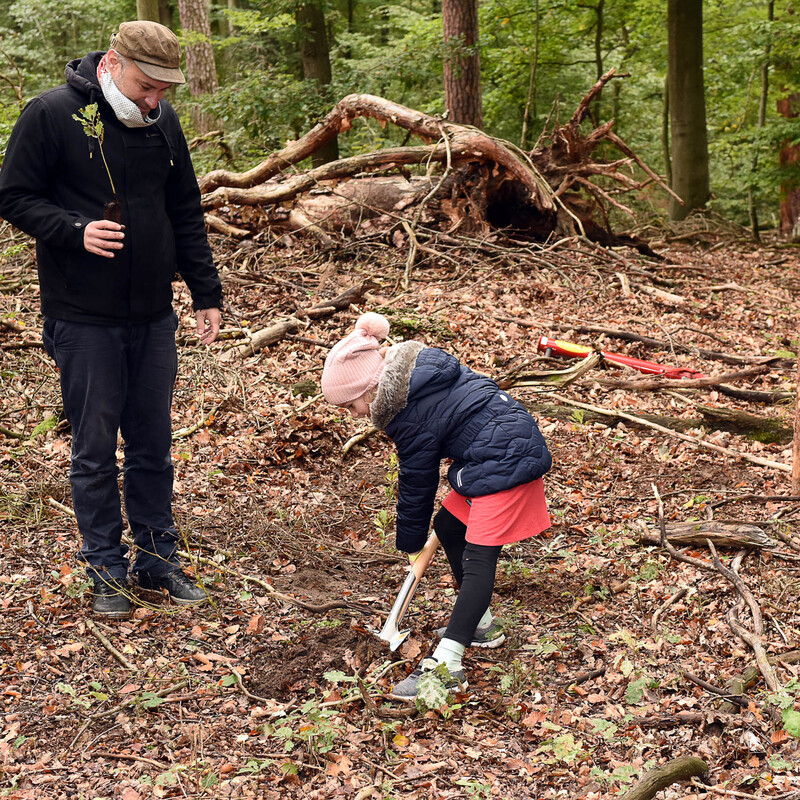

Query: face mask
[{"left": 98, "top": 55, "right": 161, "bottom": 129}]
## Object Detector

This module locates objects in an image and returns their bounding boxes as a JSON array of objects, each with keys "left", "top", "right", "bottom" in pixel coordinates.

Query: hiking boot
[
  {"left": 92, "top": 578, "right": 131, "bottom": 618},
  {"left": 137, "top": 568, "right": 207, "bottom": 605},
  {"left": 388, "top": 657, "right": 468, "bottom": 701},
  {"left": 436, "top": 621, "right": 506, "bottom": 649}
]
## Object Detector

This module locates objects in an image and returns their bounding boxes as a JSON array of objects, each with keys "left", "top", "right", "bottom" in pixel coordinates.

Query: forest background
[{"left": 0, "top": 0, "right": 798, "bottom": 231}]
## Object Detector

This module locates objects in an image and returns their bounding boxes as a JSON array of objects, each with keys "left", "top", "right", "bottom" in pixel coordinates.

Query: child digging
[{"left": 321, "top": 313, "right": 553, "bottom": 700}]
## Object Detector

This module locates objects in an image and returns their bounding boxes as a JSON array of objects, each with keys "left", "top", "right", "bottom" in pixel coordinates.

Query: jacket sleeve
[
  {"left": 163, "top": 116, "right": 222, "bottom": 311},
  {"left": 0, "top": 98, "right": 91, "bottom": 250},
  {"left": 394, "top": 430, "right": 442, "bottom": 553}
]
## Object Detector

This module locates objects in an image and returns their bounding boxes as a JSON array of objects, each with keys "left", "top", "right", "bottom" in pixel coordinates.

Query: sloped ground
[{"left": 1, "top": 223, "right": 799, "bottom": 799}]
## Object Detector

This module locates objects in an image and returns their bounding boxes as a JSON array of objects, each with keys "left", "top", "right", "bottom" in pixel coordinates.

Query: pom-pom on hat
[{"left": 322, "top": 312, "right": 391, "bottom": 406}]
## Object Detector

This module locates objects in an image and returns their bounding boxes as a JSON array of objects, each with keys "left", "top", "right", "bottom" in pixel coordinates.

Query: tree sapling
[{"left": 72, "top": 103, "right": 122, "bottom": 223}]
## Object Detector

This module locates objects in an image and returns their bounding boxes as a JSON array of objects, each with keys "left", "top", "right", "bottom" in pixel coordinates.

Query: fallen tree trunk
[
  {"left": 201, "top": 96, "right": 554, "bottom": 209},
  {"left": 199, "top": 75, "right": 670, "bottom": 248},
  {"left": 526, "top": 400, "right": 792, "bottom": 443},
  {"left": 637, "top": 520, "right": 778, "bottom": 549}
]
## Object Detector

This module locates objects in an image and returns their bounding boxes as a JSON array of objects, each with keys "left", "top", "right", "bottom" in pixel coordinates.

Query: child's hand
[{"left": 408, "top": 551, "right": 421, "bottom": 565}]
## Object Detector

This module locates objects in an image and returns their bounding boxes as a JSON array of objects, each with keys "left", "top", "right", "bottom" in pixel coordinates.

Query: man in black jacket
[{"left": 0, "top": 21, "right": 222, "bottom": 617}]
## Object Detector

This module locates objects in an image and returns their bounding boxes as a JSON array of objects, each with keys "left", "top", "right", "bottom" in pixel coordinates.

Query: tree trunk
[
  {"left": 520, "top": 0, "right": 540, "bottom": 149},
  {"left": 176, "top": 0, "right": 219, "bottom": 133},
  {"left": 158, "top": 0, "right": 173, "bottom": 28},
  {"left": 667, "top": 0, "right": 710, "bottom": 221},
  {"left": 592, "top": 0, "right": 605, "bottom": 122},
  {"left": 749, "top": 0, "right": 774, "bottom": 240},
  {"left": 442, "top": 0, "right": 482, "bottom": 128},
  {"left": 136, "top": 0, "right": 160, "bottom": 22},
  {"left": 779, "top": 94, "right": 800, "bottom": 240},
  {"left": 296, "top": 2, "right": 339, "bottom": 166}
]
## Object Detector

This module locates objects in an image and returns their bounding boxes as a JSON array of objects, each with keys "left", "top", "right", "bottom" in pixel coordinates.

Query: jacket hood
[
  {"left": 370, "top": 341, "right": 425, "bottom": 430},
  {"left": 65, "top": 52, "right": 104, "bottom": 100},
  {"left": 407, "top": 347, "right": 461, "bottom": 399}
]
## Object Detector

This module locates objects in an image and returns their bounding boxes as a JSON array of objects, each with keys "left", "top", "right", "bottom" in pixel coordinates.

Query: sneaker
[
  {"left": 388, "top": 657, "right": 468, "bottom": 701},
  {"left": 137, "top": 568, "right": 207, "bottom": 605},
  {"left": 436, "top": 622, "right": 506, "bottom": 649},
  {"left": 92, "top": 578, "right": 131, "bottom": 618}
]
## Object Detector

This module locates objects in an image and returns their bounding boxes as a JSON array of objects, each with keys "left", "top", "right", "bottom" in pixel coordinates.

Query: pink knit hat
[{"left": 322, "top": 312, "right": 391, "bottom": 405}]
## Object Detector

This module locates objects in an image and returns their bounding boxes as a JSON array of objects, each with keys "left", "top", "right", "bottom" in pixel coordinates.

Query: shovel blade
[
  {"left": 378, "top": 570, "right": 418, "bottom": 649},
  {"left": 380, "top": 626, "right": 411, "bottom": 651}
]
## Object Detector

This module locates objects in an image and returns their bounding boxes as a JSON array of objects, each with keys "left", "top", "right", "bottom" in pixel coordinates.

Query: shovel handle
[
  {"left": 409, "top": 531, "right": 440, "bottom": 580},
  {"left": 392, "top": 532, "right": 440, "bottom": 622}
]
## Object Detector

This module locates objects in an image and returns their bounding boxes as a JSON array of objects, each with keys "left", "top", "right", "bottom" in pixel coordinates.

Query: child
[{"left": 321, "top": 312, "right": 552, "bottom": 700}]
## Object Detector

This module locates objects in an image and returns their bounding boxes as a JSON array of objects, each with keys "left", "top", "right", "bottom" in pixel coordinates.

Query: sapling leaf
[{"left": 72, "top": 103, "right": 117, "bottom": 199}]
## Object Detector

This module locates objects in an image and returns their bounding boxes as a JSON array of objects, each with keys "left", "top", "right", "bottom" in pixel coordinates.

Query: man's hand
[
  {"left": 195, "top": 308, "right": 221, "bottom": 345},
  {"left": 408, "top": 551, "right": 421, "bottom": 565},
  {"left": 84, "top": 220, "right": 125, "bottom": 258}
]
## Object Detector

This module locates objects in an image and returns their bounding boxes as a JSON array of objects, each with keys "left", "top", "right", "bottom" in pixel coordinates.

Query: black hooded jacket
[{"left": 0, "top": 52, "right": 222, "bottom": 324}]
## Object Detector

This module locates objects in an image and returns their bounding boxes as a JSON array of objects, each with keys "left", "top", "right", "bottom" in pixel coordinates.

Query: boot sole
[
  {"left": 92, "top": 607, "right": 132, "bottom": 619},
  {"left": 138, "top": 586, "right": 207, "bottom": 606},
  {"left": 472, "top": 634, "right": 506, "bottom": 649}
]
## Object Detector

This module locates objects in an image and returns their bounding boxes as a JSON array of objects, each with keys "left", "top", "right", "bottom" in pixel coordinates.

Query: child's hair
[{"left": 321, "top": 312, "right": 391, "bottom": 405}]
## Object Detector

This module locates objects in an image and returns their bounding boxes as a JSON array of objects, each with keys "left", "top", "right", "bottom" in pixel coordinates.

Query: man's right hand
[{"left": 84, "top": 220, "right": 125, "bottom": 258}]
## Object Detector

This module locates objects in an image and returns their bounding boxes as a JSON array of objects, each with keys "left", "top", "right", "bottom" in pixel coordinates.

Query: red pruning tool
[{"left": 537, "top": 336, "right": 708, "bottom": 380}]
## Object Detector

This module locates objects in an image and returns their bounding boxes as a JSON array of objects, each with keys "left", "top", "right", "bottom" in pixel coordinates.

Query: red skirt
[{"left": 442, "top": 478, "right": 550, "bottom": 546}]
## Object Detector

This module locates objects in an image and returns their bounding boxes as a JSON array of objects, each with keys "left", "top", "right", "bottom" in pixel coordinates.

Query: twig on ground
[
  {"left": 650, "top": 584, "right": 692, "bottom": 634},
  {"left": 617, "top": 755, "right": 708, "bottom": 800},
  {"left": 70, "top": 679, "right": 191, "bottom": 750},
  {"left": 706, "top": 542, "right": 781, "bottom": 695},
  {"left": 555, "top": 663, "right": 606, "bottom": 688},
  {"left": 187, "top": 551, "right": 377, "bottom": 615},
  {"left": 651, "top": 486, "right": 712, "bottom": 571},
  {"left": 85, "top": 618, "right": 136, "bottom": 670},
  {"left": 343, "top": 426, "right": 378, "bottom": 455},
  {"left": 230, "top": 668, "right": 273, "bottom": 705},
  {"left": 682, "top": 671, "right": 751, "bottom": 708}
]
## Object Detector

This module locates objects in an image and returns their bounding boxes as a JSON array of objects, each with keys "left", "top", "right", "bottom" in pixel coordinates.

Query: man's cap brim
[{"left": 134, "top": 59, "right": 185, "bottom": 84}]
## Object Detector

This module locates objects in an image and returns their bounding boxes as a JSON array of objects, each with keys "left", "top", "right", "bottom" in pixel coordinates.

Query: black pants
[
  {"left": 433, "top": 506, "right": 502, "bottom": 648},
  {"left": 43, "top": 314, "right": 181, "bottom": 583}
]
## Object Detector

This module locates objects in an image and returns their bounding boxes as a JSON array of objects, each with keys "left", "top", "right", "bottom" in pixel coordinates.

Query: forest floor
[{"left": 1, "top": 216, "right": 800, "bottom": 799}]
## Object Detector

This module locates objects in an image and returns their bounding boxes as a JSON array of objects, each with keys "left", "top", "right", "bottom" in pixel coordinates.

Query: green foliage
[
  {"left": 3, "top": 0, "right": 800, "bottom": 224},
  {"left": 414, "top": 665, "right": 450, "bottom": 712},
  {"left": 782, "top": 707, "right": 800, "bottom": 738},
  {"left": 454, "top": 777, "right": 493, "bottom": 799},
  {"left": 29, "top": 415, "right": 58, "bottom": 439},
  {"left": 262, "top": 694, "right": 345, "bottom": 756},
  {"left": 0, "top": 0, "right": 135, "bottom": 94},
  {"left": 536, "top": 731, "right": 589, "bottom": 764},
  {"left": 71, "top": 103, "right": 117, "bottom": 197}
]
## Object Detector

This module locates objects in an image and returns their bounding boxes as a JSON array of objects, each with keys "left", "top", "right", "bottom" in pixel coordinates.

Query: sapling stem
[{"left": 72, "top": 103, "right": 118, "bottom": 201}]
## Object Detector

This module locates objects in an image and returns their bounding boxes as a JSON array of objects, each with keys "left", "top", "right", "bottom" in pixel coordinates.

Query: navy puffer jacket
[{"left": 370, "top": 342, "right": 552, "bottom": 553}]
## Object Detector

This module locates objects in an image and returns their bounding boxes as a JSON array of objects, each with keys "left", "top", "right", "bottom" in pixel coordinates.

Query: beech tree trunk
[
  {"left": 779, "top": 94, "right": 800, "bottom": 240},
  {"left": 442, "top": 0, "right": 482, "bottom": 128},
  {"left": 667, "top": 0, "right": 710, "bottom": 221},
  {"left": 296, "top": 2, "right": 339, "bottom": 166},
  {"left": 176, "top": 0, "right": 219, "bottom": 133},
  {"left": 136, "top": 0, "right": 160, "bottom": 21}
]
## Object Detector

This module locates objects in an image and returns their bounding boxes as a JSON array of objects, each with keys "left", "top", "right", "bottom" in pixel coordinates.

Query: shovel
[{"left": 378, "top": 532, "right": 440, "bottom": 651}]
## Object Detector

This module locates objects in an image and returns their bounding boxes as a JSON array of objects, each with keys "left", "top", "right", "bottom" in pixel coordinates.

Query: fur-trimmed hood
[{"left": 370, "top": 340, "right": 425, "bottom": 430}]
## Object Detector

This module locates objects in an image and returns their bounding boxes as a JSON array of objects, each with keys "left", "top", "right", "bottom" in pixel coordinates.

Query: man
[{"left": 0, "top": 21, "right": 222, "bottom": 617}]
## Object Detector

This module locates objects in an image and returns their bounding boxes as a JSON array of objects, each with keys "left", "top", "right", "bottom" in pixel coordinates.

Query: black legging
[{"left": 432, "top": 506, "right": 502, "bottom": 648}]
